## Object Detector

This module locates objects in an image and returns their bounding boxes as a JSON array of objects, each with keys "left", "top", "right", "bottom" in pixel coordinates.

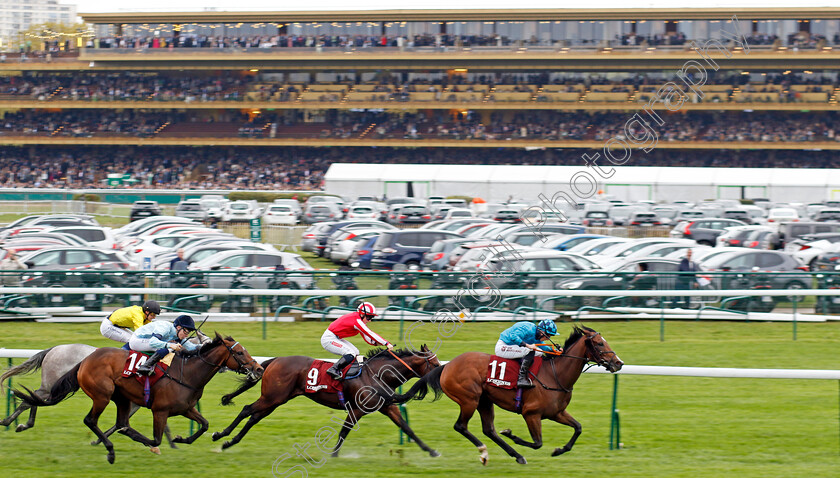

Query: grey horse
[{"left": 0, "top": 344, "right": 177, "bottom": 447}]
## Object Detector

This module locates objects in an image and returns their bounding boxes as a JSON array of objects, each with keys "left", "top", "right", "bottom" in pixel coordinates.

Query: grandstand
[{"left": 1, "top": 7, "right": 840, "bottom": 190}]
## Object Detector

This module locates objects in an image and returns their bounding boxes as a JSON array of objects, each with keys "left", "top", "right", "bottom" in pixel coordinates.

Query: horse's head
[
  {"left": 414, "top": 344, "right": 441, "bottom": 376},
  {"left": 581, "top": 327, "right": 623, "bottom": 373},
  {"left": 215, "top": 333, "right": 264, "bottom": 381}
]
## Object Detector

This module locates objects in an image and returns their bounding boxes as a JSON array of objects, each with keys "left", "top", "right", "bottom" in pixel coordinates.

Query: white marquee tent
[{"left": 324, "top": 164, "right": 840, "bottom": 203}]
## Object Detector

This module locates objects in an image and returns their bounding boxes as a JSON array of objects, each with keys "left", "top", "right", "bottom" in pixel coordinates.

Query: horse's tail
[
  {"left": 389, "top": 365, "right": 445, "bottom": 404},
  {"left": 221, "top": 357, "right": 274, "bottom": 406},
  {"left": 0, "top": 347, "right": 54, "bottom": 390},
  {"left": 14, "top": 362, "right": 81, "bottom": 407}
]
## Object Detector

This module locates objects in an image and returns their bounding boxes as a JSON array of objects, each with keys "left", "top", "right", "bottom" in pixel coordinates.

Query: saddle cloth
[
  {"left": 122, "top": 350, "right": 172, "bottom": 388},
  {"left": 485, "top": 355, "right": 544, "bottom": 390},
  {"left": 304, "top": 360, "right": 346, "bottom": 394}
]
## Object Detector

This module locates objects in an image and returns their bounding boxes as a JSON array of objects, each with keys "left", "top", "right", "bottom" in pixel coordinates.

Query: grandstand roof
[{"left": 80, "top": 6, "right": 840, "bottom": 23}]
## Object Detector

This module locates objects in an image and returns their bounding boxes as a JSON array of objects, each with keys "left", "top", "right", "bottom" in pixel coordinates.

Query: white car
[
  {"left": 49, "top": 225, "right": 116, "bottom": 250},
  {"left": 223, "top": 201, "right": 260, "bottom": 222},
  {"left": 346, "top": 204, "right": 380, "bottom": 220},
  {"left": 190, "top": 250, "right": 314, "bottom": 288},
  {"left": 593, "top": 239, "right": 696, "bottom": 268},
  {"left": 262, "top": 205, "right": 298, "bottom": 225},
  {"left": 444, "top": 208, "right": 475, "bottom": 220},
  {"left": 767, "top": 207, "right": 799, "bottom": 228},
  {"left": 200, "top": 198, "right": 226, "bottom": 221}
]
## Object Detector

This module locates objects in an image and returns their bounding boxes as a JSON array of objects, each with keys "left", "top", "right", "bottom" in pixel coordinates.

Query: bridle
[
  {"left": 386, "top": 348, "right": 439, "bottom": 378},
  {"left": 162, "top": 339, "right": 261, "bottom": 391},
  {"left": 532, "top": 332, "right": 616, "bottom": 392}
]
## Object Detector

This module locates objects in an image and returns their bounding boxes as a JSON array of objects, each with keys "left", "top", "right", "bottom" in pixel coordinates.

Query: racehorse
[
  {"left": 391, "top": 326, "right": 623, "bottom": 465},
  {"left": 15, "top": 333, "right": 262, "bottom": 464},
  {"left": 0, "top": 344, "right": 176, "bottom": 447},
  {"left": 211, "top": 345, "right": 441, "bottom": 457}
]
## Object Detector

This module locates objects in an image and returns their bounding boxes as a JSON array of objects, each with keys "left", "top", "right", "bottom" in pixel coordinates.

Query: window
[
  {"left": 647, "top": 262, "right": 679, "bottom": 272},
  {"left": 721, "top": 254, "right": 756, "bottom": 270},
  {"left": 756, "top": 253, "right": 784, "bottom": 268},
  {"left": 64, "top": 250, "right": 94, "bottom": 265},
  {"left": 191, "top": 250, "right": 221, "bottom": 263},
  {"left": 30, "top": 250, "right": 61, "bottom": 266},
  {"left": 395, "top": 233, "right": 420, "bottom": 247},
  {"left": 519, "top": 259, "right": 544, "bottom": 272},
  {"left": 545, "top": 258, "right": 576, "bottom": 271},
  {"left": 154, "top": 237, "right": 181, "bottom": 248},
  {"left": 64, "top": 229, "right": 105, "bottom": 242},
  {"left": 416, "top": 233, "right": 441, "bottom": 248},
  {"left": 219, "top": 255, "right": 248, "bottom": 268},
  {"left": 255, "top": 255, "right": 282, "bottom": 267}
]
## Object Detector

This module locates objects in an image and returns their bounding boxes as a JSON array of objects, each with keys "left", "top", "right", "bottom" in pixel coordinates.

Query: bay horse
[
  {"left": 0, "top": 344, "right": 176, "bottom": 447},
  {"left": 211, "top": 345, "right": 441, "bottom": 457},
  {"left": 391, "top": 326, "right": 623, "bottom": 465},
  {"left": 15, "top": 333, "right": 263, "bottom": 464}
]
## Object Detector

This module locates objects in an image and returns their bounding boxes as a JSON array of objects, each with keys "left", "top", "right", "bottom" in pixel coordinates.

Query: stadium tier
[{"left": 1, "top": 7, "right": 839, "bottom": 188}]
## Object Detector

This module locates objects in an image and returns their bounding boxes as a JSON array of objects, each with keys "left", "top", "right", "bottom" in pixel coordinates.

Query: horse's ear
[
  {"left": 214, "top": 331, "right": 222, "bottom": 341},
  {"left": 421, "top": 344, "right": 428, "bottom": 351}
]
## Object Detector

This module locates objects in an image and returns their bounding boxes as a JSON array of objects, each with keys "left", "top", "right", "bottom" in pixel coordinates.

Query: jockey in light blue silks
[
  {"left": 495, "top": 319, "right": 559, "bottom": 388},
  {"left": 130, "top": 315, "right": 200, "bottom": 375}
]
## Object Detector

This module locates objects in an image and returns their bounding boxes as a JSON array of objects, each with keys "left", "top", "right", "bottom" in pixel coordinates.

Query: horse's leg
[
  {"left": 170, "top": 406, "right": 208, "bottom": 445},
  {"left": 0, "top": 402, "right": 32, "bottom": 430},
  {"left": 114, "top": 397, "right": 156, "bottom": 447},
  {"left": 378, "top": 404, "right": 440, "bottom": 457},
  {"left": 500, "top": 411, "right": 544, "bottom": 450},
  {"left": 216, "top": 397, "right": 283, "bottom": 450},
  {"left": 94, "top": 402, "right": 177, "bottom": 449},
  {"left": 330, "top": 409, "right": 365, "bottom": 458},
  {"left": 144, "top": 409, "right": 170, "bottom": 455},
  {"left": 17, "top": 405, "right": 37, "bottom": 432},
  {"left": 451, "top": 400, "right": 490, "bottom": 465},
  {"left": 83, "top": 397, "right": 117, "bottom": 464},
  {"left": 549, "top": 410, "right": 582, "bottom": 457},
  {"left": 476, "top": 399, "right": 527, "bottom": 465}
]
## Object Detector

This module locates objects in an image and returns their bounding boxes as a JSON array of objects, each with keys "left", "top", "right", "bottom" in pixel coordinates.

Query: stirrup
[{"left": 517, "top": 377, "right": 534, "bottom": 388}]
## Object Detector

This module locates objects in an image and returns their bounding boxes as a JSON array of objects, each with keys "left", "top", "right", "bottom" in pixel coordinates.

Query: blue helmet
[
  {"left": 536, "top": 319, "right": 557, "bottom": 336},
  {"left": 173, "top": 315, "right": 196, "bottom": 331}
]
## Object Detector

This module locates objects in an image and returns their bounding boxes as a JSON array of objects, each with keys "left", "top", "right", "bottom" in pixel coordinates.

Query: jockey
[
  {"left": 100, "top": 300, "right": 161, "bottom": 344},
  {"left": 495, "top": 319, "right": 559, "bottom": 389},
  {"left": 321, "top": 302, "right": 393, "bottom": 380},
  {"left": 131, "top": 314, "right": 200, "bottom": 375}
]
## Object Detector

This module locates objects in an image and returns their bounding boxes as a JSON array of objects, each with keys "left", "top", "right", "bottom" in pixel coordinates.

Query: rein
[
  {"left": 530, "top": 335, "right": 611, "bottom": 393},
  {"left": 387, "top": 349, "right": 422, "bottom": 378},
  {"left": 161, "top": 340, "right": 257, "bottom": 392}
]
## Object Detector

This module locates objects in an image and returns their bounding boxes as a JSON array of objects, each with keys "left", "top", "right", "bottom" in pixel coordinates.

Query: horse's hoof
[
  {"left": 107, "top": 453, "right": 115, "bottom": 464},
  {"left": 14, "top": 424, "right": 28, "bottom": 433},
  {"left": 551, "top": 448, "right": 567, "bottom": 457},
  {"left": 479, "top": 455, "right": 488, "bottom": 466},
  {"left": 500, "top": 428, "right": 512, "bottom": 437},
  {"left": 221, "top": 441, "right": 233, "bottom": 450},
  {"left": 149, "top": 446, "right": 161, "bottom": 455},
  {"left": 172, "top": 435, "right": 184, "bottom": 443},
  {"left": 211, "top": 432, "right": 222, "bottom": 441},
  {"left": 330, "top": 452, "right": 340, "bottom": 458},
  {"left": 430, "top": 450, "right": 441, "bottom": 457},
  {"left": 169, "top": 443, "right": 179, "bottom": 449},
  {"left": 516, "top": 456, "right": 527, "bottom": 465}
]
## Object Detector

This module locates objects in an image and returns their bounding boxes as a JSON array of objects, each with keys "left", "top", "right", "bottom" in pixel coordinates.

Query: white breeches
[
  {"left": 321, "top": 330, "right": 359, "bottom": 357},
  {"left": 494, "top": 339, "right": 543, "bottom": 359},
  {"left": 100, "top": 318, "right": 133, "bottom": 343}
]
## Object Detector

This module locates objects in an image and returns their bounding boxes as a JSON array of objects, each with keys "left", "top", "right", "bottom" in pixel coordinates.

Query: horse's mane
[
  {"left": 198, "top": 335, "right": 234, "bottom": 354},
  {"left": 365, "top": 347, "right": 416, "bottom": 360},
  {"left": 563, "top": 325, "right": 596, "bottom": 350}
]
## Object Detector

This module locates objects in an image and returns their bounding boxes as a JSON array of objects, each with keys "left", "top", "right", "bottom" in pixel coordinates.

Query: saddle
[
  {"left": 122, "top": 350, "right": 174, "bottom": 406},
  {"left": 485, "top": 355, "right": 544, "bottom": 390},
  {"left": 305, "top": 360, "right": 345, "bottom": 394}
]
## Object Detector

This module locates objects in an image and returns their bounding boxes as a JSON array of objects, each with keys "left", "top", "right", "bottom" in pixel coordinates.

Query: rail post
[
  {"left": 4, "top": 357, "right": 14, "bottom": 430},
  {"left": 609, "top": 374, "right": 620, "bottom": 450}
]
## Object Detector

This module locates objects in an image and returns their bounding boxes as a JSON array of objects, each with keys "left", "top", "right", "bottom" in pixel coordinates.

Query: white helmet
[{"left": 357, "top": 302, "right": 377, "bottom": 318}]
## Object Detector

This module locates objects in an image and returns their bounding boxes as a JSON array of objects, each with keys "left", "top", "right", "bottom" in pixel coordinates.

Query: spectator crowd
[{"left": 0, "top": 146, "right": 836, "bottom": 190}]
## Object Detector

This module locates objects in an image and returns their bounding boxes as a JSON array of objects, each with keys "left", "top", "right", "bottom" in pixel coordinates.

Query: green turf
[{"left": 2, "top": 320, "right": 840, "bottom": 477}]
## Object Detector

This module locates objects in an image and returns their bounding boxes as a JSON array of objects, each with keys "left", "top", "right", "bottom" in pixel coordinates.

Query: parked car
[
  {"left": 669, "top": 218, "right": 747, "bottom": 246},
  {"left": 301, "top": 222, "right": 336, "bottom": 253},
  {"left": 348, "top": 235, "right": 380, "bottom": 269},
  {"left": 721, "top": 210, "right": 752, "bottom": 224},
  {"left": 371, "top": 230, "right": 463, "bottom": 269},
  {"left": 190, "top": 250, "right": 314, "bottom": 288},
  {"left": 199, "top": 197, "right": 227, "bottom": 222},
  {"left": 421, "top": 238, "right": 475, "bottom": 270},
  {"left": 786, "top": 233, "right": 840, "bottom": 270},
  {"left": 21, "top": 247, "right": 133, "bottom": 275},
  {"left": 767, "top": 207, "right": 800, "bottom": 227},
  {"left": 329, "top": 230, "right": 382, "bottom": 264},
  {"left": 262, "top": 204, "right": 298, "bottom": 225},
  {"left": 272, "top": 199, "right": 303, "bottom": 221},
  {"left": 556, "top": 258, "right": 682, "bottom": 307},
  {"left": 302, "top": 203, "right": 340, "bottom": 224},
  {"left": 716, "top": 225, "right": 770, "bottom": 248},
  {"left": 394, "top": 204, "right": 434, "bottom": 225},
  {"left": 493, "top": 208, "right": 522, "bottom": 223},
  {"left": 540, "top": 234, "right": 610, "bottom": 252},
  {"left": 779, "top": 222, "right": 840, "bottom": 250},
  {"left": 48, "top": 226, "right": 116, "bottom": 250},
  {"left": 175, "top": 199, "right": 207, "bottom": 222},
  {"left": 582, "top": 211, "right": 613, "bottom": 227},
  {"left": 699, "top": 250, "right": 809, "bottom": 296},
  {"left": 346, "top": 204, "right": 380, "bottom": 221},
  {"left": 129, "top": 201, "right": 162, "bottom": 222},
  {"left": 444, "top": 208, "right": 474, "bottom": 220},
  {"left": 814, "top": 209, "right": 840, "bottom": 222},
  {"left": 316, "top": 220, "right": 396, "bottom": 256},
  {"left": 223, "top": 200, "right": 260, "bottom": 222},
  {"left": 628, "top": 212, "right": 662, "bottom": 227}
]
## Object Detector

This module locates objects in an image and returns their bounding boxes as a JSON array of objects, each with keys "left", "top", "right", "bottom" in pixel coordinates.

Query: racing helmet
[
  {"left": 357, "top": 302, "right": 377, "bottom": 318},
  {"left": 536, "top": 319, "right": 557, "bottom": 336}
]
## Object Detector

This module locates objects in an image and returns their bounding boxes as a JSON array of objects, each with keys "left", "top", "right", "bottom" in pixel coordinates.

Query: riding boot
[
  {"left": 137, "top": 348, "right": 168, "bottom": 376},
  {"left": 327, "top": 354, "right": 355, "bottom": 380},
  {"left": 517, "top": 351, "right": 535, "bottom": 389}
]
